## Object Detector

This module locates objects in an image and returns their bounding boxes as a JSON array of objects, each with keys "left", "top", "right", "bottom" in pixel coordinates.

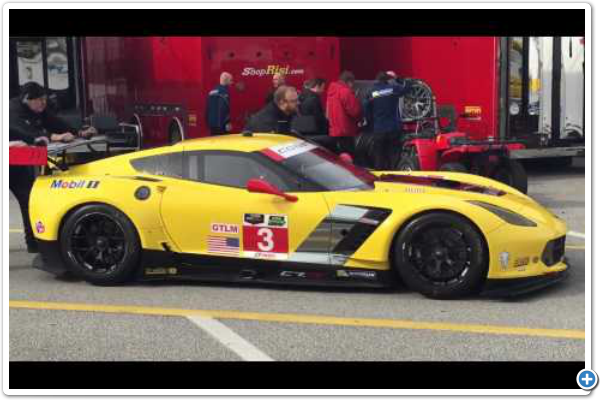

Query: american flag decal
[{"left": 207, "top": 236, "right": 240, "bottom": 255}]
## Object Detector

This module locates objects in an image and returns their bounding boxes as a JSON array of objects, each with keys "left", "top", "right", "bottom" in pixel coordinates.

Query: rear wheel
[
  {"left": 393, "top": 212, "right": 488, "bottom": 299},
  {"left": 492, "top": 160, "right": 528, "bottom": 194},
  {"left": 439, "top": 162, "right": 468, "bottom": 173},
  {"left": 60, "top": 204, "right": 141, "bottom": 286}
]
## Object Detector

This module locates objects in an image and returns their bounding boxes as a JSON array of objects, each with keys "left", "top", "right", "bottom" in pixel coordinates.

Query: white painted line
[
  {"left": 187, "top": 315, "right": 274, "bottom": 362},
  {"left": 567, "top": 231, "right": 586, "bottom": 239}
]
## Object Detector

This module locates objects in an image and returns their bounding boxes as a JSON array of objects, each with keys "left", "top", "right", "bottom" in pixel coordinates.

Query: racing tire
[
  {"left": 396, "top": 153, "right": 421, "bottom": 172},
  {"left": 60, "top": 204, "right": 141, "bottom": 286},
  {"left": 492, "top": 160, "right": 528, "bottom": 194},
  {"left": 439, "top": 162, "right": 468, "bottom": 173},
  {"left": 392, "top": 212, "right": 488, "bottom": 299}
]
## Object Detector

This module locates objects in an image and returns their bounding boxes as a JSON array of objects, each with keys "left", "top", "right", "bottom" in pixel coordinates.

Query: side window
[
  {"left": 183, "top": 151, "right": 291, "bottom": 190},
  {"left": 130, "top": 152, "right": 183, "bottom": 178}
]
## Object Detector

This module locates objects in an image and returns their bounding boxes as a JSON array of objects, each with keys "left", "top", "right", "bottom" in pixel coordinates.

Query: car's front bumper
[{"left": 482, "top": 259, "right": 570, "bottom": 298}]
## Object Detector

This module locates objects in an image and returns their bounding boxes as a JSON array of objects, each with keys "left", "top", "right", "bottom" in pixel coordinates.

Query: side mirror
[{"left": 247, "top": 178, "right": 298, "bottom": 202}]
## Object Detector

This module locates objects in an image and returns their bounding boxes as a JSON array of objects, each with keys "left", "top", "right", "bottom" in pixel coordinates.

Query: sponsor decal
[
  {"left": 405, "top": 187, "right": 426, "bottom": 194},
  {"left": 244, "top": 213, "right": 265, "bottom": 225},
  {"left": 280, "top": 271, "right": 306, "bottom": 278},
  {"left": 243, "top": 213, "right": 289, "bottom": 260},
  {"left": 50, "top": 180, "right": 100, "bottom": 189},
  {"left": 207, "top": 236, "right": 240, "bottom": 256},
  {"left": 514, "top": 257, "right": 530, "bottom": 271},
  {"left": 347, "top": 270, "right": 377, "bottom": 280},
  {"left": 336, "top": 270, "right": 350, "bottom": 278},
  {"left": 145, "top": 268, "right": 167, "bottom": 276},
  {"left": 211, "top": 223, "right": 239, "bottom": 235},
  {"left": 241, "top": 65, "right": 305, "bottom": 77},
  {"left": 268, "top": 215, "right": 288, "bottom": 228},
  {"left": 499, "top": 252, "right": 510, "bottom": 271},
  {"left": 263, "top": 140, "right": 317, "bottom": 161},
  {"left": 35, "top": 221, "right": 45, "bottom": 234}
]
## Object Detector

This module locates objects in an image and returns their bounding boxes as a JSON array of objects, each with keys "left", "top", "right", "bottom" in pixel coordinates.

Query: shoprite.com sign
[{"left": 242, "top": 65, "right": 305, "bottom": 77}]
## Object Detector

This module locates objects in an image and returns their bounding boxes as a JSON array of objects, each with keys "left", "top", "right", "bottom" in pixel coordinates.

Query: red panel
[
  {"left": 340, "top": 37, "right": 500, "bottom": 141},
  {"left": 10, "top": 147, "right": 47, "bottom": 166}
]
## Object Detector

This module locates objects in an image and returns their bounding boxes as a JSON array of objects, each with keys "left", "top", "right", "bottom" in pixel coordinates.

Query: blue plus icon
[{"left": 577, "top": 369, "right": 598, "bottom": 391}]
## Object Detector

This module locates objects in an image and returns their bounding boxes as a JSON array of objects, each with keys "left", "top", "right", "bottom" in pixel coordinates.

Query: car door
[{"left": 159, "top": 150, "right": 333, "bottom": 266}]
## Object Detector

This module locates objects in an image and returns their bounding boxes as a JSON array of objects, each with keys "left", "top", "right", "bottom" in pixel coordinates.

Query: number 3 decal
[{"left": 257, "top": 228, "right": 274, "bottom": 251}]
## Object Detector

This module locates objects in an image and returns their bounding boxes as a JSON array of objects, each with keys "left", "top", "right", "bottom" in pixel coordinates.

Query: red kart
[{"left": 395, "top": 105, "right": 528, "bottom": 194}]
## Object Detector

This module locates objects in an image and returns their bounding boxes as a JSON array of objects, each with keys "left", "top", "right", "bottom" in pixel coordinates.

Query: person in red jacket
[{"left": 326, "top": 71, "right": 362, "bottom": 154}]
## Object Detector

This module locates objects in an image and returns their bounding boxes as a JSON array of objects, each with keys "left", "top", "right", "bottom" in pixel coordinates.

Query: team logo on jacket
[{"left": 50, "top": 180, "right": 100, "bottom": 189}]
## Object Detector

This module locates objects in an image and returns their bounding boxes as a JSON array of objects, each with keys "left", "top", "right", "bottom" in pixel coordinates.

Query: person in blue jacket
[
  {"left": 206, "top": 72, "right": 233, "bottom": 135},
  {"left": 364, "top": 71, "right": 413, "bottom": 169}
]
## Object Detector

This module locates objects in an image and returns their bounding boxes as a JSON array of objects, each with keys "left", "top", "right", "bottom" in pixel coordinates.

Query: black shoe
[{"left": 26, "top": 241, "right": 39, "bottom": 254}]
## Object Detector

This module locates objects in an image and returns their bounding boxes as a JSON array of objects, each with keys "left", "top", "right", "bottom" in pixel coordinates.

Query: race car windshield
[{"left": 280, "top": 147, "right": 376, "bottom": 191}]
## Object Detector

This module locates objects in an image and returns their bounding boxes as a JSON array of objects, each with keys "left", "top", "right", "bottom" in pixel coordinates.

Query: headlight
[{"left": 467, "top": 200, "right": 537, "bottom": 227}]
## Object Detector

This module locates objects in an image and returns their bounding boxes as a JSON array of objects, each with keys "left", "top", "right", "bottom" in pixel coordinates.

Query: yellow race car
[{"left": 30, "top": 133, "right": 568, "bottom": 299}]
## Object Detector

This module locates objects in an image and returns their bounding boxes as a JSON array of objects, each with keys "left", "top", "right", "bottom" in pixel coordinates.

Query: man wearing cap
[
  {"left": 9, "top": 82, "right": 97, "bottom": 253},
  {"left": 9, "top": 82, "right": 97, "bottom": 145}
]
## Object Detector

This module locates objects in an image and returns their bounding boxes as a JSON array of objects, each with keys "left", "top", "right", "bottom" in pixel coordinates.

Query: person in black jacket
[
  {"left": 206, "top": 72, "right": 233, "bottom": 135},
  {"left": 9, "top": 82, "right": 96, "bottom": 253},
  {"left": 298, "top": 78, "right": 328, "bottom": 135},
  {"left": 246, "top": 86, "right": 299, "bottom": 134}
]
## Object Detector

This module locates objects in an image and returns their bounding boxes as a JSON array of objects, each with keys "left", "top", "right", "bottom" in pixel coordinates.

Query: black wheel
[
  {"left": 169, "top": 122, "right": 183, "bottom": 144},
  {"left": 60, "top": 204, "right": 141, "bottom": 286},
  {"left": 492, "top": 160, "right": 528, "bottom": 194},
  {"left": 439, "top": 162, "right": 468, "bottom": 173},
  {"left": 396, "top": 152, "right": 421, "bottom": 171},
  {"left": 393, "top": 212, "right": 488, "bottom": 299}
]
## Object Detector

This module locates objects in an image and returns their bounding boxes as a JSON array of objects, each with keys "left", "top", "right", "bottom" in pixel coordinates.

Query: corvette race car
[{"left": 30, "top": 133, "right": 568, "bottom": 299}]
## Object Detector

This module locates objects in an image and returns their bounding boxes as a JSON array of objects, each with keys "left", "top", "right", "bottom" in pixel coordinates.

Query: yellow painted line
[
  {"left": 566, "top": 246, "right": 585, "bottom": 250},
  {"left": 9, "top": 229, "right": 23, "bottom": 233},
  {"left": 9, "top": 300, "right": 584, "bottom": 340}
]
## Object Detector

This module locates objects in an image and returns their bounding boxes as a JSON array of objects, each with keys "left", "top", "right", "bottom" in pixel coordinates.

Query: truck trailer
[
  {"left": 9, "top": 36, "right": 341, "bottom": 147},
  {"left": 340, "top": 36, "right": 585, "bottom": 161}
]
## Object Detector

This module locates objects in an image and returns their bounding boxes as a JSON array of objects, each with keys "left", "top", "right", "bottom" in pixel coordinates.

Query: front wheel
[
  {"left": 60, "top": 204, "right": 141, "bottom": 286},
  {"left": 393, "top": 212, "right": 488, "bottom": 299}
]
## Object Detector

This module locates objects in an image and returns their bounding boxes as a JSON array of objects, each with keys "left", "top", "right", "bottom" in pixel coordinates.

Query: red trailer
[
  {"left": 82, "top": 37, "right": 340, "bottom": 147},
  {"left": 10, "top": 36, "right": 340, "bottom": 148},
  {"left": 341, "top": 36, "right": 585, "bottom": 162}
]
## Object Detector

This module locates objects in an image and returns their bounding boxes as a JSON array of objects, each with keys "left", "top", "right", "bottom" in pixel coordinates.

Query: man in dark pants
[
  {"left": 9, "top": 82, "right": 96, "bottom": 253},
  {"left": 245, "top": 86, "right": 299, "bottom": 134},
  {"left": 206, "top": 72, "right": 233, "bottom": 135},
  {"left": 364, "top": 71, "right": 413, "bottom": 169}
]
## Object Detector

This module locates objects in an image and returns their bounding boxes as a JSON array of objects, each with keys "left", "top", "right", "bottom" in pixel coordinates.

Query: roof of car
[{"left": 174, "top": 133, "right": 300, "bottom": 153}]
